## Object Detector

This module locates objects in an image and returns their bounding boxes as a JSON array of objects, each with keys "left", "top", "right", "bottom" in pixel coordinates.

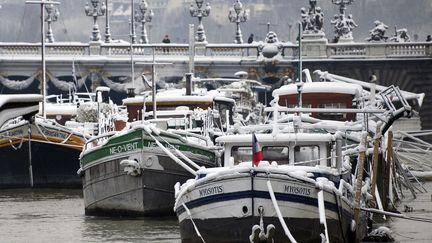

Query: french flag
[{"left": 252, "top": 133, "right": 263, "bottom": 167}]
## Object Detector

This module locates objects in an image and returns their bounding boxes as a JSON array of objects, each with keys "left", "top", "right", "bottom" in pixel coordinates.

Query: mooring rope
[
  {"left": 155, "top": 132, "right": 201, "bottom": 170},
  {"left": 142, "top": 126, "right": 196, "bottom": 175},
  {"left": 266, "top": 180, "right": 297, "bottom": 243},
  {"left": 34, "top": 122, "right": 75, "bottom": 145},
  {"left": 317, "top": 189, "right": 330, "bottom": 243},
  {"left": 0, "top": 133, "right": 82, "bottom": 149},
  {"left": 6, "top": 132, "right": 25, "bottom": 150},
  {"left": 182, "top": 203, "right": 206, "bottom": 243},
  {"left": 361, "top": 207, "right": 432, "bottom": 223}
]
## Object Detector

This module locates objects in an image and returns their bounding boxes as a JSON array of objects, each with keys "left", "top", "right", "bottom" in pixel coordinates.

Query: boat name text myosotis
[
  {"left": 199, "top": 185, "right": 224, "bottom": 197},
  {"left": 284, "top": 185, "right": 311, "bottom": 196}
]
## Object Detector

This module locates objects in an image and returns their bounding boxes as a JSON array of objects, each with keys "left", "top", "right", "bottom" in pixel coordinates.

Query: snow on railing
[
  {"left": 0, "top": 42, "right": 89, "bottom": 56},
  {"left": 0, "top": 42, "right": 430, "bottom": 59},
  {"left": 327, "top": 44, "right": 367, "bottom": 57},
  {"left": 386, "top": 43, "right": 428, "bottom": 57},
  {"left": 205, "top": 44, "right": 250, "bottom": 57}
]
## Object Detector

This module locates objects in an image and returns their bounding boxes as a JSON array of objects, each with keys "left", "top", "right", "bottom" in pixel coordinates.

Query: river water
[
  {"left": 0, "top": 189, "right": 180, "bottom": 242},
  {"left": 1, "top": 184, "right": 431, "bottom": 242}
]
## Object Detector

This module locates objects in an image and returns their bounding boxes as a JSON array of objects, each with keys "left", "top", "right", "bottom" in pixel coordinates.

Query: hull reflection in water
[{"left": 0, "top": 189, "right": 181, "bottom": 242}]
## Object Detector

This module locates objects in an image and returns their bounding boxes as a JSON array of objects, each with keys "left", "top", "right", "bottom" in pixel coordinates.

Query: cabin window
[
  {"left": 214, "top": 101, "right": 234, "bottom": 127},
  {"left": 294, "top": 145, "right": 320, "bottom": 166},
  {"left": 262, "top": 146, "right": 289, "bottom": 165},
  {"left": 167, "top": 118, "right": 188, "bottom": 129},
  {"left": 231, "top": 146, "right": 289, "bottom": 165},
  {"left": 317, "top": 103, "right": 347, "bottom": 120},
  {"left": 231, "top": 147, "right": 253, "bottom": 164}
]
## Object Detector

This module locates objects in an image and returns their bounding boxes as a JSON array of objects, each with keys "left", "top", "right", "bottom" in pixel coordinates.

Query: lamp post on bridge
[
  {"left": 84, "top": 0, "right": 106, "bottom": 42},
  {"left": 189, "top": 0, "right": 211, "bottom": 43},
  {"left": 130, "top": 0, "right": 137, "bottom": 44},
  {"left": 331, "top": 0, "right": 356, "bottom": 42},
  {"left": 134, "top": 0, "right": 153, "bottom": 44},
  {"left": 104, "top": 0, "right": 112, "bottom": 43},
  {"left": 44, "top": 1, "right": 59, "bottom": 43},
  {"left": 228, "top": 0, "right": 248, "bottom": 44},
  {"left": 332, "top": 0, "right": 354, "bottom": 15}
]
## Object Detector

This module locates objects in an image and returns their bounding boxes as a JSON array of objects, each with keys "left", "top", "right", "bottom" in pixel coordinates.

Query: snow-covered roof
[
  {"left": 45, "top": 103, "right": 77, "bottom": 116},
  {"left": 0, "top": 94, "right": 42, "bottom": 127},
  {"left": 314, "top": 70, "right": 425, "bottom": 107},
  {"left": 124, "top": 95, "right": 215, "bottom": 104},
  {"left": 272, "top": 82, "right": 363, "bottom": 97},
  {"left": 123, "top": 88, "right": 235, "bottom": 105}
]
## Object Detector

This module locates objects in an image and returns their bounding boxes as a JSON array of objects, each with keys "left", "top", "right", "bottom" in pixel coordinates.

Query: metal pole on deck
[
  {"left": 384, "top": 131, "right": 394, "bottom": 209},
  {"left": 371, "top": 125, "right": 382, "bottom": 205},
  {"left": 298, "top": 22, "right": 302, "bottom": 83},
  {"left": 26, "top": 0, "right": 59, "bottom": 118},
  {"left": 41, "top": 3, "right": 46, "bottom": 118},
  {"left": 152, "top": 49, "right": 156, "bottom": 119},
  {"left": 354, "top": 132, "right": 368, "bottom": 225},
  {"left": 189, "top": 24, "right": 195, "bottom": 75},
  {"left": 130, "top": 20, "right": 135, "bottom": 89},
  {"left": 28, "top": 122, "right": 33, "bottom": 187}
]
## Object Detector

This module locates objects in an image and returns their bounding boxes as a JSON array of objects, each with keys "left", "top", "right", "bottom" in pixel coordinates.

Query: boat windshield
[{"left": 231, "top": 146, "right": 289, "bottom": 165}]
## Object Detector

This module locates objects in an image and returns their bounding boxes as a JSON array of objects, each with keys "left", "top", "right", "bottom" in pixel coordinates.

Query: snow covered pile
[{"left": 76, "top": 103, "right": 112, "bottom": 123}]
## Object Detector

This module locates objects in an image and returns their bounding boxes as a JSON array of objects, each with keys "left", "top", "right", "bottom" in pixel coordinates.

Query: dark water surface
[
  {"left": 1, "top": 183, "right": 431, "bottom": 242},
  {"left": 0, "top": 189, "right": 180, "bottom": 242}
]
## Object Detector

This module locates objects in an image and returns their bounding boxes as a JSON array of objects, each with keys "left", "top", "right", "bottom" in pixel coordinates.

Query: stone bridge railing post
[
  {"left": 426, "top": 43, "right": 432, "bottom": 56},
  {"left": 366, "top": 43, "right": 386, "bottom": 57},
  {"left": 89, "top": 41, "right": 102, "bottom": 55},
  {"left": 302, "top": 38, "right": 328, "bottom": 58}
]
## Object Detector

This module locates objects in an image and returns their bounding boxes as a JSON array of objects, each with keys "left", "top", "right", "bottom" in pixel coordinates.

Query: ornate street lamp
[
  {"left": 44, "top": 1, "right": 59, "bottom": 43},
  {"left": 189, "top": 0, "right": 211, "bottom": 42},
  {"left": 134, "top": 0, "right": 154, "bottom": 44},
  {"left": 104, "top": 0, "right": 112, "bottom": 43},
  {"left": 84, "top": 0, "right": 106, "bottom": 42},
  {"left": 331, "top": 0, "right": 354, "bottom": 15},
  {"left": 130, "top": 0, "right": 137, "bottom": 44},
  {"left": 331, "top": 0, "right": 356, "bottom": 42},
  {"left": 228, "top": 0, "right": 248, "bottom": 44}
]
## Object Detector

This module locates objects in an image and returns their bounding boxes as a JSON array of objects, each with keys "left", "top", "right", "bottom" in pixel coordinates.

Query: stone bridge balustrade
[
  {"left": 0, "top": 43, "right": 90, "bottom": 56},
  {"left": 0, "top": 41, "right": 430, "bottom": 59}
]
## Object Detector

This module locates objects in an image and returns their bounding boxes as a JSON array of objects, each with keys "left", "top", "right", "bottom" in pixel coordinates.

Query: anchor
[{"left": 249, "top": 206, "right": 275, "bottom": 243}]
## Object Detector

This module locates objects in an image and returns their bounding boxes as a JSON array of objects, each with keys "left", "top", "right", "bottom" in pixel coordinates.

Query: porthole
[{"left": 242, "top": 205, "right": 248, "bottom": 214}]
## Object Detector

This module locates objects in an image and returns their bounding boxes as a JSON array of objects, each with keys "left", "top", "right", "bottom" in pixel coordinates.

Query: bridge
[{"left": 0, "top": 40, "right": 432, "bottom": 131}]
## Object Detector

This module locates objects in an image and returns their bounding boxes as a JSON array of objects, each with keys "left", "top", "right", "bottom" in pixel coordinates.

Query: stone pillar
[
  {"left": 89, "top": 41, "right": 102, "bottom": 55},
  {"left": 301, "top": 33, "right": 328, "bottom": 58},
  {"left": 195, "top": 42, "right": 207, "bottom": 56}
]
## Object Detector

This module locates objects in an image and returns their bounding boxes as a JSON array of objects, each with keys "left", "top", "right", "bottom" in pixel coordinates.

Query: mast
[
  {"left": 298, "top": 22, "right": 302, "bottom": 83},
  {"left": 152, "top": 48, "right": 156, "bottom": 119},
  {"left": 26, "top": 0, "right": 60, "bottom": 118}
]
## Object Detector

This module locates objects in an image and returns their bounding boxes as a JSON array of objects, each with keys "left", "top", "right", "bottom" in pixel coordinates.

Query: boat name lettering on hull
[
  {"left": 147, "top": 141, "right": 180, "bottom": 150},
  {"left": 40, "top": 127, "right": 68, "bottom": 139},
  {"left": 284, "top": 185, "right": 311, "bottom": 196},
  {"left": 110, "top": 142, "right": 138, "bottom": 155},
  {"left": 199, "top": 185, "right": 224, "bottom": 197},
  {"left": 0, "top": 129, "right": 24, "bottom": 139}
]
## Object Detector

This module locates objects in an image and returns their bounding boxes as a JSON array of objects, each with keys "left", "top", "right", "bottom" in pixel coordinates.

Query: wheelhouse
[{"left": 216, "top": 133, "right": 337, "bottom": 168}]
